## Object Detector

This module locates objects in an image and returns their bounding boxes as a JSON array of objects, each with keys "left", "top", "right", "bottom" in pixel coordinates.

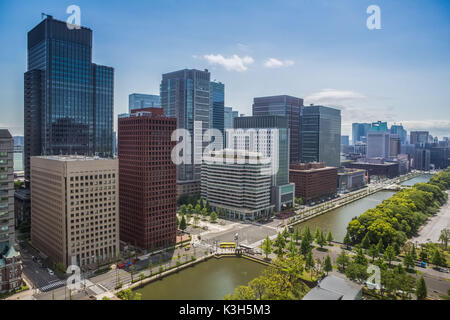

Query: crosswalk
[{"left": 40, "top": 280, "right": 66, "bottom": 292}]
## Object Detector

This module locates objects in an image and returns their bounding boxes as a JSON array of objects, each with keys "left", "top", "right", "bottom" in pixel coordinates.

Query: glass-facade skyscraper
[
  {"left": 390, "top": 124, "right": 407, "bottom": 145},
  {"left": 209, "top": 82, "right": 225, "bottom": 134},
  {"left": 253, "top": 95, "right": 304, "bottom": 163},
  {"left": 24, "top": 16, "right": 114, "bottom": 181},
  {"left": 128, "top": 93, "right": 161, "bottom": 113},
  {"left": 352, "top": 123, "right": 372, "bottom": 144},
  {"left": 160, "top": 69, "right": 210, "bottom": 190},
  {"left": 300, "top": 105, "right": 341, "bottom": 168}
]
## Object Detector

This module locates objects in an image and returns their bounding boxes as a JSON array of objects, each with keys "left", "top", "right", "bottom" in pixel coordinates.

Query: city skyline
[{"left": 0, "top": 0, "right": 449, "bottom": 138}]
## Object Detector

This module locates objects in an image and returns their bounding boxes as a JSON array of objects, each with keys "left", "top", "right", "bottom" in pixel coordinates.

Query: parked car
[{"left": 47, "top": 268, "right": 54, "bottom": 276}]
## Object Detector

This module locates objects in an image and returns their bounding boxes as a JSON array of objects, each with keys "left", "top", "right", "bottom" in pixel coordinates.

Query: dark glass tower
[
  {"left": 300, "top": 105, "right": 341, "bottom": 168},
  {"left": 24, "top": 16, "right": 114, "bottom": 181},
  {"left": 253, "top": 95, "right": 303, "bottom": 163},
  {"left": 210, "top": 81, "right": 225, "bottom": 135},
  {"left": 160, "top": 69, "right": 210, "bottom": 184}
]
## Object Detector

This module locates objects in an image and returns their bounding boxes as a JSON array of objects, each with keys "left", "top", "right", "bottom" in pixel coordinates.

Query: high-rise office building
[
  {"left": 210, "top": 82, "right": 225, "bottom": 134},
  {"left": 341, "top": 136, "right": 350, "bottom": 146},
  {"left": 410, "top": 131, "right": 429, "bottom": 146},
  {"left": 389, "top": 134, "right": 401, "bottom": 158},
  {"left": 390, "top": 124, "right": 407, "bottom": 145},
  {"left": 30, "top": 156, "right": 119, "bottom": 268},
  {"left": 300, "top": 105, "right": 341, "bottom": 168},
  {"left": 224, "top": 107, "right": 239, "bottom": 129},
  {"left": 0, "top": 130, "right": 15, "bottom": 247},
  {"left": 413, "top": 149, "right": 431, "bottom": 171},
  {"left": 253, "top": 95, "right": 304, "bottom": 163},
  {"left": 24, "top": 16, "right": 114, "bottom": 182},
  {"left": 367, "top": 131, "right": 391, "bottom": 159},
  {"left": 0, "top": 130, "right": 22, "bottom": 293},
  {"left": 128, "top": 94, "right": 161, "bottom": 113},
  {"left": 370, "top": 121, "right": 388, "bottom": 132},
  {"left": 232, "top": 116, "right": 295, "bottom": 211},
  {"left": 160, "top": 69, "right": 211, "bottom": 197},
  {"left": 118, "top": 108, "right": 177, "bottom": 250},
  {"left": 201, "top": 149, "right": 274, "bottom": 221},
  {"left": 352, "top": 123, "right": 372, "bottom": 144}
]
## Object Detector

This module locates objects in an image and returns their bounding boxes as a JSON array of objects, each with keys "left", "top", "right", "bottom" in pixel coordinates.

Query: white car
[{"left": 47, "top": 268, "right": 54, "bottom": 276}]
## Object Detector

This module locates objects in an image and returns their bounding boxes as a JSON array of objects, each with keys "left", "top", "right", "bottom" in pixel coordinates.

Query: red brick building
[
  {"left": 118, "top": 108, "right": 177, "bottom": 250},
  {"left": 289, "top": 163, "right": 338, "bottom": 203}
]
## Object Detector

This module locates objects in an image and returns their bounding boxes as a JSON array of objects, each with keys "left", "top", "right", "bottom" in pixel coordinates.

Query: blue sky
[{"left": 0, "top": 0, "right": 449, "bottom": 138}]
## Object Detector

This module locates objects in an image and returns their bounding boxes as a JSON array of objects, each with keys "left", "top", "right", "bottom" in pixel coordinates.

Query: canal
[
  {"left": 294, "top": 191, "right": 397, "bottom": 242},
  {"left": 135, "top": 257, "right": 266, "bottom": 300},
  {"left": 400, "top": 174, "right": 432, "bottom": 186}
]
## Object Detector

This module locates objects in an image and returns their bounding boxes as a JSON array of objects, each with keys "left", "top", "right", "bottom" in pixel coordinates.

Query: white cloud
[
  {"left": 263, "top": 58, "right": 294, "bottom": 68},
  {"left": 305, "top": 89, "right": 366, "bottom": 104},
  {"left": 203, "top": 54, "right": 254, "bottom": 72}
]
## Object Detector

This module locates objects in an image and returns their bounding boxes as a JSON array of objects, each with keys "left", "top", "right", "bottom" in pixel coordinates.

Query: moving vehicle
[{"left": 219, "top": 242, "right": 236, "bottom": 249}]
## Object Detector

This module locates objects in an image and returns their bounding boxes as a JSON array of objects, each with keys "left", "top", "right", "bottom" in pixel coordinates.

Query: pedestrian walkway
[{"left": 40, "top": 280, "right": 66, "bottom": 292}]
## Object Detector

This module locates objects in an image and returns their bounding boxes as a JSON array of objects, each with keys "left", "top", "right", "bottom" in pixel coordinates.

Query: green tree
[
  {"left": 431, "top": 249, "right": 446, "bottom": 267},
  {"left": 293, "top": 228, "right": 301, "bottom": 244},
  {"left": 295, "top": 197, "right": 304, "bottom": 206},
  {"left": 384, "top": 245, "right": 396, "bottom": 267},
  {"left": 314, "top": 228, "right": 321, "bottom": 242},
  {"left": 276, "top": 245, "right": 285, "bottom": 258},
  {"left": 147, "top": 261, "right": 153, "bottom": 276},
  {"left": 354, "top": 248, "right": 368, "bottom": 266},
  {"left": 376, "top": 238, "right": 385, "bottom": 255},
  {"left": 324, "top": 255, "right": 333, "bottom": 275},
  {"left": 262, "top": 236, "right": 272, "bottom": 260},
  {"left": 117, "top": 289, "right": 142, "bottom": 300},
  {"left": 416, "top": 276, "right": 427, "bottom": 300},
  {"left": 361, "top": 233, "right": 371, "bottom": 249},
  {"left": 345, "top": 262, "right": 369, "bottom": 284},
  {"left": 287, "top": 240, "right": 297, "bottom": 258},
  {"left": 317, "top": 231, "right": 327, "bottom": 249},
  {"left": 274, "top": 233, "right": 286, "bottom": 250},
  {"left": 179, "top": 215, "right": 187, "bottom": 231},
  {"left": 439, "top": 229, "right": 450, "bottom": 249},
  {"left": 300, "top": 237, "right": 311, "bottom": 256},
  {"left": 326, "top": 231, "right": 334, "bottom": 244},
  {"left": 210, "top": 211, "right": 218, "bottom": 223},
  {"left": 305, "top": 251, "right": 315, "bottom": 280},
  {"left": 403, "top": 252, "right": 415, "bottom": 271},
  {"left": 303, "top": 227, "right": 313, "bottom": 244},
  {"left": 343, "top": 232, "right": 352, "bottom": 250},
  {"left": 336, "top": 250, "right": 350, "bottom": 272},
  {"left": 368, "top": 245, "right": 378, "bottom": 263}
]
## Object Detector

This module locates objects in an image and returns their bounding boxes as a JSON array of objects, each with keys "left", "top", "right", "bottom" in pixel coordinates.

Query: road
[{"left": 412, "top": 191, "right": 450, "bottom": 244}]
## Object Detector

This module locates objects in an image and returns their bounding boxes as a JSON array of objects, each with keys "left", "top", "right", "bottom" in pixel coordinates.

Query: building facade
[
  {"left": 367, "top": 131, "right": 390, "bottom": 159},
  {"left": 210, "top": 82, "right": 225, "bottom": 134},
  {"left": 224, "top": 107, "right": 239, "bottom": 129},
  {"left": 300, "top": 105, "right": 341, "bottom": 168},
  {"left": 253, "top": 95, "right": 304, "bottom": 163},
  {"left": 232, "top": 116, "right": 295, "bottom": 211},
  {"left": 370, "top": 121, "right": 388, "bottom": 132},
  {"left": 0, "top": 130, "right": 22, "bottom": 293},
  {"left": 352, "top": 123, "right": 372, "bottom": 144},
  {"left": 390, "top": 124, "right": 407, "bottom": 145},
  {"left": 338, "top": 168, "right": 367, "bottom": 193},
  {"left": 118, "top": 108, "right": 177, "bottom": 250},
  {"left": 129, "top": 93, "right": 161, "bottom": 113},
  {"left": 30, "top": 156, "right": 119, "bottom": 268},
  {"left": 389, "top": 134, "right": 401, "bottom": 158},
  {"left": 201, "top": 150, "right": 274, "bottom": 221},
  {"left": 410, "top": 131, "right": 429, "bottom": 146},
  {"left": 24, "top": 16, "right": 114, "bottom": 182},
  {"left": 160, "top": 69, "right": 211, "bottom": 197},
  {"left": 289, "top": 162, "right": 338, "bottom": 203},
  {"left": 413, "top": 149, "right": 431, "bottom": 171},
  {"left": 345, "top": 160, "right": 400, "bottom": 180}
]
